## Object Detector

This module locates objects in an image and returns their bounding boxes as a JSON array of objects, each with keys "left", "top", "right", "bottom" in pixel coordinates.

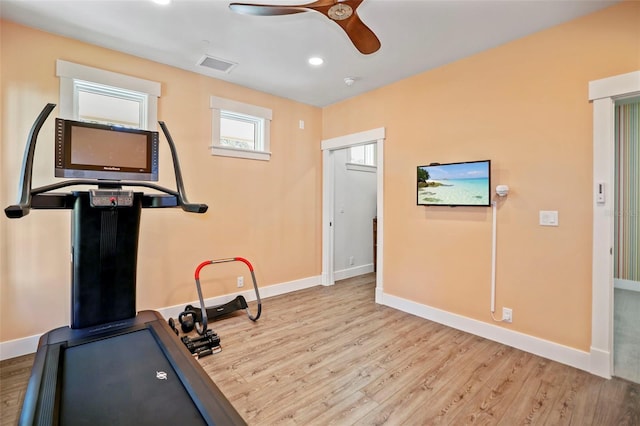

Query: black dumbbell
[
  {"left": 181, "top": 330, "right": 217, "bottom": 344},
  {"left": 183, "top": 335, "right": 221, "bottom": 353}
]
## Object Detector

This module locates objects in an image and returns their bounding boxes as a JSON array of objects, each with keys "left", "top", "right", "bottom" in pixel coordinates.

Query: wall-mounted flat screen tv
[
  {"left": 417, "top": 160, "right": 491, "bottom": 207},
  {"left": 55, "top": 118, "right": 159, "bottom": 181}
]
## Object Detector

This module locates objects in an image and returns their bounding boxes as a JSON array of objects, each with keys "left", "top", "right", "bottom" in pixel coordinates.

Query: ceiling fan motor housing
[{"left": 328, "top": 3, "right": 353, "bottom": 20}]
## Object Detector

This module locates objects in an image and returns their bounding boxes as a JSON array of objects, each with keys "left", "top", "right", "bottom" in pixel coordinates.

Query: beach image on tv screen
[{"left": 417, "top": 161, "right": 490, "bottom": 206}]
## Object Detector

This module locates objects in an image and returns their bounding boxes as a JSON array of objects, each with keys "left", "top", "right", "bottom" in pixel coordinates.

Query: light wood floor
[{"left": 2, "top": 273, "right": 639, "bottom": 425}]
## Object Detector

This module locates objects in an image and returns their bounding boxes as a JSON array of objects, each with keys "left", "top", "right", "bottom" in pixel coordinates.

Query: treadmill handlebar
[
  {"left": 4, "top": 103, "right": 56, "bottom": 218},
  {"left": 182, "top": 203, "right": 208, "bottom": 214},
  {"left": 4, "top": 104, "right": 208, "bottom": 218},
  {"left": 4, "top": 204, "right": 30, "bottom": 219}
]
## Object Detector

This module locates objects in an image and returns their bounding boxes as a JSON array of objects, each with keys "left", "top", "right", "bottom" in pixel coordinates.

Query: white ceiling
[{"left": 0, "top": 0, "right": 617, "bottom": 107}]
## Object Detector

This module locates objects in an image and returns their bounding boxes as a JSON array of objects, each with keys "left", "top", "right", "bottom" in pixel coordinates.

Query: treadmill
[{"left": 5, "top": 104, "right": 246, "bottom": 426}]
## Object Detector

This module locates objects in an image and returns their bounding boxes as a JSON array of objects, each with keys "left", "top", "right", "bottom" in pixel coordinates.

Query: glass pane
[
  {"left": 78, "top": 91, "right": 141, "bottom": 127},
  {"left": 349, "top": 146, "right": 365, "bottom": 164},
  {"left": 220, "top": 116, "right": 256, "bottom": 150}
]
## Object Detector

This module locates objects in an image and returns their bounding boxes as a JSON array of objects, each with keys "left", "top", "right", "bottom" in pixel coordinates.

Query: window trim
[
  {"left": 56, "top": 59, "right": 161, "bottom": 130},
  {"left": 210, "top": 95, "right": 272, "bottom": 161}
]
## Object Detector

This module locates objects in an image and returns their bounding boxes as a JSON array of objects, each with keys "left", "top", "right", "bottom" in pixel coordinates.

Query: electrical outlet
[
  {"left": 237, "top": 276, "right": 244, "bottom": 288},
  {"left": 349, "top": 256, "right": 355, "bottom": 266},
  {"left": 502, "top": 307, "right": 513, "bottom": 323}
]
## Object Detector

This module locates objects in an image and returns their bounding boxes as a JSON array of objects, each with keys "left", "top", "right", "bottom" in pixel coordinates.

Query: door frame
[
  {"left": 321, "top": 128, "right": 386, "bottom": 301},
  {"left": 589, "top": 70, "right": 640, "bottom": 378}
]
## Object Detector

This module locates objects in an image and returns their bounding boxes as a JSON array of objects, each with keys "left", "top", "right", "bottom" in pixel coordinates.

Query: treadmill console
[{"left": 89, "top": 189, "right": 134, "bottom": 208}]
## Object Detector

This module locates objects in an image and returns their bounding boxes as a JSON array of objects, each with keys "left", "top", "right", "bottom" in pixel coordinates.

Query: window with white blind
[{"left": 56, "top": 59, "right": 160, "bottom": 130}]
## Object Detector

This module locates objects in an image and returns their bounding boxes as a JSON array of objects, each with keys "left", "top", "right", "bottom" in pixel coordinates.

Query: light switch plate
[{"left": 540, "top": 210, "right": 559, "bottom": 226}]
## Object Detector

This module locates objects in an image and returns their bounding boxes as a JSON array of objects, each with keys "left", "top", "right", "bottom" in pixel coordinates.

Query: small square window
[
  {"left": 210, "top": 96, "right": 272, "bottom": 161},
  {"left": 220, "top": 112, "right": 263, "bottom": 151}
]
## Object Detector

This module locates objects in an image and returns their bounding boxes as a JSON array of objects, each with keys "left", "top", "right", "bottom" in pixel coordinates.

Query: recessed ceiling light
[
  {"left": 308, "top": 57, "right": 324, "bottom": 66},
  {"left": 152, "top": 0, "right": 171, "bottom": 5}
]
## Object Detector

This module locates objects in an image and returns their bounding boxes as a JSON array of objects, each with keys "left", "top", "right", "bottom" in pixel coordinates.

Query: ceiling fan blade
[
  {"left": 229, "top": 3, "right": 308, "bottom": 16},
  {"left": 230, "top": 0, "right": 381, "bottom": 54},
  {"left": 303, "top": 0, "right": 380, "bottom": 54},
  {"left": 335, "top": 13, "right": 381, "bottom": 55}
]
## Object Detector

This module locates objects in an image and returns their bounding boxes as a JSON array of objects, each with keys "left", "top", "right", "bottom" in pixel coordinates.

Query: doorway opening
[
  {"left": 332, "top": 145, "right": 378, "bottom": 281},
  {"left": 612, "top": 96, "right": 640, "bottom": 383},
  {"left": 321, "top": 128, "right": 385, "bottom": 302}
]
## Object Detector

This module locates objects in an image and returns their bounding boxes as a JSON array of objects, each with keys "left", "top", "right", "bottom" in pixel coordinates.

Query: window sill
[
  {"left": 346, "top": 163, "right": 377, "bottom": 173},
  {"left": 210, "top": 145, "right": 271, "bottom": 161}
]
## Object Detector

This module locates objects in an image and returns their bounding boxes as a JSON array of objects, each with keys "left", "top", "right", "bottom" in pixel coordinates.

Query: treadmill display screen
[{"left": 55, "top": 118, "right": 159, "bottom": 181}]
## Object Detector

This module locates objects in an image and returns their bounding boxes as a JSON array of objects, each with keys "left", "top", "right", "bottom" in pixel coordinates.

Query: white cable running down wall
[{"left": 490, "top": 185, "right": 509, "bottom": 321}]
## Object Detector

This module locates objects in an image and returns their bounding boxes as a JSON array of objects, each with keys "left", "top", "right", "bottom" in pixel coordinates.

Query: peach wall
[
  {"left": 322, "top": 2, "right": 639, "bottom": 351},
  {"left": 2, "top": 2, "right": 639, "bottom": 352},
  {"left": 0, "top": 21, "right": 322, "bottom": 342}
]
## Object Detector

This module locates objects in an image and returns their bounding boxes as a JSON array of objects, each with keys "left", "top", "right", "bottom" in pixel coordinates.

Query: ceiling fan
[{"left": 228, "top": 0, "right": 381, "bottom": 55}]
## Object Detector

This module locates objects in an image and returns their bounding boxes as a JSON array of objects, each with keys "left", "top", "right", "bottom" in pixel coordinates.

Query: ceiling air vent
[{"left": 197, "top": 55, "right": 237, "bottom": 73}]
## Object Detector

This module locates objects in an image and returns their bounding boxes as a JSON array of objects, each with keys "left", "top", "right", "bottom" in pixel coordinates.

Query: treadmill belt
[{"left": 60, "top": 328, "right": 207, "bottom": 425}]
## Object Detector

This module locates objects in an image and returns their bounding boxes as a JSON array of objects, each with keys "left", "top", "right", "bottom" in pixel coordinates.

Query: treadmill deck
[{"left": 61, "top": 328, "right": 206, "bottom": 425}]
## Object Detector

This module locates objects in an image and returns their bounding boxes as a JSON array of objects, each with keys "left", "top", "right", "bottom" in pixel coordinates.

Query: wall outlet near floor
[
  {"left": 502, "top": 307, "right": 513, "bottom": 323},
  {"left": 349, "top": 256, "right": 355, "bottom": 266},
  {"left": 237, "top": 276, "right": 244, "bottom": 288}
]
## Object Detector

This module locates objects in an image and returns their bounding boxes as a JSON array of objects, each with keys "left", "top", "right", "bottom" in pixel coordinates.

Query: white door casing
[{"left": 589, "top": 70, "right": 640, "bottom": 378}]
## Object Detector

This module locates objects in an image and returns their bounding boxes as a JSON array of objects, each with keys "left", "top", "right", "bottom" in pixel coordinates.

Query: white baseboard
[
  {"left": 589, "top": 346, "right": 612, "bottom": 378},
  {"left": 334, "top": 263, "right": 374, "bottom": 281},
  {"left": 379, "top": 292, "right": 596, "bottom": 376},
  {"left": 0, "top": 334, "right": 42, "bottom": 361},
  {"left": 0, "top": 274, "right": 322, "bottom": 361}
]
